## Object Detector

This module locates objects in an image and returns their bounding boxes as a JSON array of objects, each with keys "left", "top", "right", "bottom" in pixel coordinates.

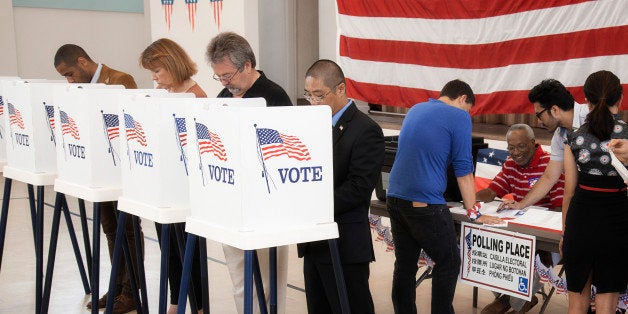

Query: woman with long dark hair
[{"left": 562, "top": 70, "right": 627, "bottom": 313}]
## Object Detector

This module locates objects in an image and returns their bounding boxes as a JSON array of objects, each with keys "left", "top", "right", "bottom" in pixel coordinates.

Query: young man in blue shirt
[{"left": 387, "top": 79, "right": 502, "bottom": 313}]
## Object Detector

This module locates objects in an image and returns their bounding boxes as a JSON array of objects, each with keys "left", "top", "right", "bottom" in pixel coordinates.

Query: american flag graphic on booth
[
  {"left": 8, "top": 103, "right": 25, "bottom": 129},
  {"left": 337, "top": 0, "right": 627, "bottom": 114},
  {"left": 175, "top": 117, "right": 187, "bottom": 147},
  {"left": 124, "top": 113, "right": 147, "bottom": 147},
  {"left": 256, "top": 128, "right": 311, "bottom": 161},
  {"left": 103, "top": 113, "right": 120, "bottom": 140},
  {"left": 195, "top": 122, "right": 226, "bottom": 161},
  {"left": 0, "top": 96, "right": 4, "bottom": 116},
  {"left": 45, "top": 105, "right": 55, "bottom": 129},
  {"left": 60, "top": 110, "right": 80, "bottom": 140}
]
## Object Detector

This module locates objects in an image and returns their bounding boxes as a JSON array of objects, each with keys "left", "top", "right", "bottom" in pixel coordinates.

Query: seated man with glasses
[{"left": 476, "top": 123, "right": 564, "bottom": 314}]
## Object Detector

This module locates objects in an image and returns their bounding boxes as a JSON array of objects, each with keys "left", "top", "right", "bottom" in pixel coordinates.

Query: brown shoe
[
  {"left": 86, "top": 293, "right": 107, "bottom": 309},
  {"left": 506, "top": 295, "right": 539, "bottom": 314},
  {"left": 481, "top": 295, "right": 511, "bottom": 314},
  {"left": 112, "top": 294, "right": 136, "bottom": 314}
]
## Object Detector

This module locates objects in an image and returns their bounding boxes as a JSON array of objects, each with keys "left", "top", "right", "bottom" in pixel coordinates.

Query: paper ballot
[{"left": 609, "top": 150, "right": 628, "bottom": 181}]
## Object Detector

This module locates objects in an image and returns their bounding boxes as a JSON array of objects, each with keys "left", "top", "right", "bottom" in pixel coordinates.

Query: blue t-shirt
[{"left": 387, "top": 99, "right": 474, "bottom": 204}]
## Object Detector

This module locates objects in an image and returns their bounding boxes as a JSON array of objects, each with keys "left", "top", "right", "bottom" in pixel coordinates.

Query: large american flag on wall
[{"left": 336, "top": 0, "right": 628, "bottom": 115}]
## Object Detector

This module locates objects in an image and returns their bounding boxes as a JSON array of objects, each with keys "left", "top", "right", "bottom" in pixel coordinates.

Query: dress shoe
[
  {"left": 86, "top": 293, "right": 107, "bottom": 309},
  {"left": 481, "top": 294, "right": 511, "bottom": 314},
  {"left": 112, "top": 293, "right": 136, "bottom": 314},
  {"left": 506, "top": 295, "right": 539, "bottom": 314}
]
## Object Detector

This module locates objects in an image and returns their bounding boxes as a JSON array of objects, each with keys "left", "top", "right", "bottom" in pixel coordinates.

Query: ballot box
[
  {"left": 0, "top": 77, "right": 21, "bottom": 169},
  {"left": 116, "top": 95, "right": 256, "bottom": 222},
  {"left": 0, "top": 80, "right": 100, "bottom": 175},
  {"left": 185, "top": 105, "right": 338, "bottom": 250},
  {"left": 51, "top": 86, "right": 168, "bottom": 201}
]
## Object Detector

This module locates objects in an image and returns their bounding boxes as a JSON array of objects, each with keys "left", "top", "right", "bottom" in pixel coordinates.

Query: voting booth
[
  {"left": 51, "top": 86, "right": 167, "bottom": 201},
  {"left": 0, "top": 77, "right": 20, "bottom": 169},
  {"left": 116, "top": 95, "right": 250, "bottom": 223},
  {"left": 0, "top": 80, "right": 83, "bottom": 181},
  {"left": 185, "top": 105, "right": 338, "bottom": 250}
]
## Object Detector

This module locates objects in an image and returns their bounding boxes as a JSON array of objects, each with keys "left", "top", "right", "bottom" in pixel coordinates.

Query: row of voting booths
[{"left": 0, "top": 77, "right": 342, "bottom": 314}]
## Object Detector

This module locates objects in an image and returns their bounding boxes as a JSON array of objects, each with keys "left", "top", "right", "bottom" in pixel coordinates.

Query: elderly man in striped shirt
[{"left": 476, "top": 123, "right": 564, "bottom": 314}]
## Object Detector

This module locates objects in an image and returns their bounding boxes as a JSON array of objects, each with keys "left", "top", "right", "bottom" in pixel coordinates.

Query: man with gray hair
[
  {"left": 476, "top": 123, "right": 564, "bottom": 314},
  {"left": 206, "top": 31, "right": 292, "bottom": 314}
]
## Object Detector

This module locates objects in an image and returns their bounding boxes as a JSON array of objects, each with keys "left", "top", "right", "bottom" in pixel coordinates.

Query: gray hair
[
  {"left": 206, "top": 32, "right": 256, "bottom": 70},
  {"left": 506, "top": 124, "right": 535, "bottom": 140}
]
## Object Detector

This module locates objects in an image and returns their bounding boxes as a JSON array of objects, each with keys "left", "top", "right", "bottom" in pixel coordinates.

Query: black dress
[{"left": 563, "top": 119, "right": 628, "bottom": 293}]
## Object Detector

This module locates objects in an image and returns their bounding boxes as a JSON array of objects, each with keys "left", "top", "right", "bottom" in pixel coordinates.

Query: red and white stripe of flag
[{"left": 337, "top": 0, "right": 628, "bottom": 115}]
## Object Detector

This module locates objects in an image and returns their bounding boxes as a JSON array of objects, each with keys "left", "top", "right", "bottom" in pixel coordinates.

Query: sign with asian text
[{"left": 460, "top": 221, "right": 535, "bottom": 301}]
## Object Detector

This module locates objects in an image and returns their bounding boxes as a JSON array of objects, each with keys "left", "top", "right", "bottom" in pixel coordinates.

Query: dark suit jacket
[
  {"left": 97, "top": 64, "right": 137, "bottom": 89},
  {"left": 298, "top": 102, "right": 385, "bottom": 264}
]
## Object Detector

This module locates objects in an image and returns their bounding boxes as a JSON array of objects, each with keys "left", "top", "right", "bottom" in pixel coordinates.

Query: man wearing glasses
[
  {"left": 206, "top": 31, "right": 293, "bottom": 314},
  {"left": 207, "top": 31, "right": 292, "bottom": 106},
  {"left": 299, "top": 59, "right": 384, "bottom": 313},
  {"left": 499, "top": 79, "right": 588, "bottom": 212},
  {"left": 476, "top": 124, "right": 564, "bottom": 314}
]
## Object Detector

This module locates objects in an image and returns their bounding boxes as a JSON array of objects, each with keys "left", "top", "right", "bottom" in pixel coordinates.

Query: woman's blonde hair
[{"left": 140, "top": 38, "right": 197, "bottom": 85}]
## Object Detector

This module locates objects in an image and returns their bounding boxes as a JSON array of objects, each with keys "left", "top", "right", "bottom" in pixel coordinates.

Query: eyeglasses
[
  {"left": 303, "top": 90, "right": 333, "bottom": 103},
  {"left": 212, "top": 68, "right": 242, "bottom": 82},
  {"left": 535, "top": 108, "right": 548, "bottom": 119},
  {"left": 507, "top": 144, "right": 529, "bottom": 153}
]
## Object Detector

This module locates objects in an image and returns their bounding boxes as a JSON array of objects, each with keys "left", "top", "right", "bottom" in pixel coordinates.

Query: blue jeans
[{"left": 387, "top": 197, "right": 460, "bottom": 314}]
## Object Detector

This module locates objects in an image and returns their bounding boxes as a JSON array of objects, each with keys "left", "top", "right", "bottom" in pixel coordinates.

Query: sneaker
[
  {"left": 112, "top": 294, "right": 136, "bottom": 314},
  {"left": 506, "top": 295, "right": 539, "bottom": 314},
  {"left": 481, "top": 295, "right": 511, "bottom": 314},
  {"left": 86, "top": 293, "right": 107, "bottom": 309}
]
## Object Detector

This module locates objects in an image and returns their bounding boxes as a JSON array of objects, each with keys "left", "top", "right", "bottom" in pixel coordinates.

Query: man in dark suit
[
  {"left": 53, "top": 44, "right": 141, "bottom": 314},
  {"left": 298, "top": 59, "right": 385, "bottom": 313}
]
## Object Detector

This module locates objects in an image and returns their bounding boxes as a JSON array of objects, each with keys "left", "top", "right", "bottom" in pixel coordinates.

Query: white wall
[
  {"left": 11, "top": 5, "right": 151, "bottom": 87},
  {"left": 148, "top": 0, "right": 261, "bottom": 97},
  {"left": 3, "top": 0, "right": 338, "bottom": 96},
  {"left": 0, "top": 0, "right": 19, "bottom": 75}
]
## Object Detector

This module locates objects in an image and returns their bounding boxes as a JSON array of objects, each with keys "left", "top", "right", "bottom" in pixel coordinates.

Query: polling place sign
[{"left": 460, "top": 222, "right": 535, "bottom": 301}]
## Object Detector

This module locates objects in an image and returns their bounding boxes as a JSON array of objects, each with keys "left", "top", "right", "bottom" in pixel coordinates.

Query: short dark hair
[
  {"left": 305, "top": 59, "right": 345, "bottom": 90},
  {"left": 439, "top": 79, "right": 475, "bottom": 105},
  {"left": 206, "top": 32, "right": 256, "bottom": 69},
  {"left": 528, "top": 79, "right": 574, "bottom": 111},
  {"left": 54, "top": 44, "right": 92, "bottom": 67}
]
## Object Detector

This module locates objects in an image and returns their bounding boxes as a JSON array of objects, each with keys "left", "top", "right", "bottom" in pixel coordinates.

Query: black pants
[
  {"left": 303, "top": 257, "right": 374, "bottom": 314},
  {"left": 387, "top": 197, "right": 460, "bottom": 314},
  {"left": 101, "top": 201, "right": 144, "bottom": 297},
  {"left": 155, "top": 222, "right": 203, "bottom": 307}
]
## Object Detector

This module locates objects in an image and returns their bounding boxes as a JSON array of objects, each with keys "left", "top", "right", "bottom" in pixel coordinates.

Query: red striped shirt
[{"left": 488, "top": 145, "right": 564, "bottom": 209}]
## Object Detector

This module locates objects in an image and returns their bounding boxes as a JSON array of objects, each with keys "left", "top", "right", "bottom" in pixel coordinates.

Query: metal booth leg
[
  {"left": 176, "top": 233, "right": 197, "bottom": 314},
  {"left": 0, "top": 178, "right": 13, "bottom": 272},
  {"left": 133, "top": 215, "right": 149, "bottom": 314},
  {"left": 158, "top": 224, "right": 171, "bottom": 314},
  {"left": 328, "top": 239, "right": 350, "bottom": 314},
  {"left": 77, "top": 199, "right": 93, "bottom": 281},
  {"left": 198, "top": 238, "right": 210, "bottom": 314},
  {"left": 60, "top": 195, "right": 90, "bottom": 293},
  {"left": 244, "top": 250, "right": 254, "bottom": 314},
  {"left": 40, "top": 192, "right": 64, "bottom": 314},
  {"left": 35, "top": 186, "right": 45, "bottom": 314},
  {"left": 90, "top": 202, "right": 101, "bottom": 314},
  {"left": 269, "top": 247, "right": 277, "bottom": 314},
  {"left": 252, "top": 250, "right": 268, "bottom": 314}
]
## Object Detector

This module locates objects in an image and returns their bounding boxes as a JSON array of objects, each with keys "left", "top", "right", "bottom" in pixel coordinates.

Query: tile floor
[{"left": 0, "top": 178, "right": 569, "bottom": 313}]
